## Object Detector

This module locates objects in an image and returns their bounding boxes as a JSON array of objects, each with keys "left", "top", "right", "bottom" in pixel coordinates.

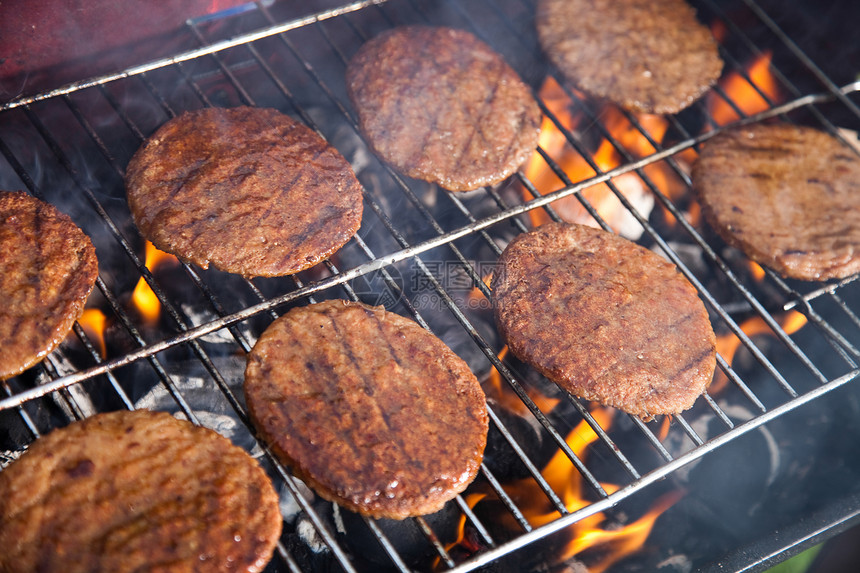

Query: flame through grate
[{"left": 1, "top": 0, "right": 860, "bottom": 571}]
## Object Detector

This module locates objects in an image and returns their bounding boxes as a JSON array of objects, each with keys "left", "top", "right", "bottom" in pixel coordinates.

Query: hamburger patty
[
  {"left": 0, "top": 191, "right": 98, "bottom": 380},
  {"left": 0, "top": 409, "right": 282, "bottom": 573},
  {"left": 692, "top": 123, "right": 860, "bottom": 281},
  {"left": 346, "top": 26, "right": 541, "bottom": 192},
  {"left": 125, "top": 106, "right": 363, "bottom": 278},
  {"left": 536, "top": 0, "right": 723, "bottom": 114},
  {"left": 244, "top": 299, "right": 489, "bottom": 519},
  {"left": 492, "top": 222, "right": 716, "bottom": 419}
]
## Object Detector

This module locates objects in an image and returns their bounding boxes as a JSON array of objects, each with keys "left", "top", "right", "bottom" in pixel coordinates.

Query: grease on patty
[
  {"left": 244, "top": 299, "right": 489, "bottom": 519},
  {"left": 0, "top": 409, "right": 282, "bottom": 573},
  {"left": 125, "top": 106, "right": 363, "bottom": 278},
  {"left": 347, "top": 26, "right": 541, "bottom": 191},
  {"left": 492, "top": 222, "right": 716, "bottom": 419},
  {"left": 0, "top": 191, "right": 98, "bottom": 380},
  {"left": 536, "top": 0, "right": 723, "bottom": 114},
  {"left": 692, "top": 123, "right": 860, "bottom": 281}
]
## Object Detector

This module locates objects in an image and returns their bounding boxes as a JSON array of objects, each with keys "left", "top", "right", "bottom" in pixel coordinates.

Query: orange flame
[
  {"left": 524, "top": 77, "right": 682, "bottom": 232},
  {"left": 711, "top": 310, "right": 808, "bottom": 394},
  {"left": 498, "top": 408, "right": 680, "bottom": 571},
  {"left": 466, "top": 273, "right": 494, "bottom": 310},
  {"left": 483, "top": 346, "right": 561, "bottom": 416},
  {"left": 131, "top": 241, "right": 179, "bottom": 325},
  {"left": 656, "top": 415, "right": 672, "bottom": 442},
  {"left": 78, "top": 308, "right": 108, "bottom": 358},
  {"left": 567, "top": 491, "right": 684, "bottom": 573},
  {"left": 510, "top": 408, "right": 615, "bottom": 529},
  {"left": 447, "top": 394, "right": 681, "bottom": 567},
  {"left": 441, "top": 492, "right": 487, "bottom": 561},
  {"left": 707, "top": 52, "right": 781, "bottom": 126},
  {"left": 748, "top": 261, "right": 766, "bottom": 282}
]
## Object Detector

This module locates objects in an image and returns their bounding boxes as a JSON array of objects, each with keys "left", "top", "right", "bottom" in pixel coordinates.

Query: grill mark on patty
[
  {"left": 692, "top": 124, "right": 860, "bottom": 280},
  {"left": 404, "top": 40, "right": 448, "bottom": 172},
  {"left": 366, "top": 308, "right": 432, "bottom": 445},
  {"left": 493, "top": 222, "right": 715, "bottom": 418},
  {"left": 32, "top": 202, "right": 47, "bottom": 301},
  {"left": 271, "top": 205, "right": 352, "bottom": 272},
  {"left": 347, "top": 26, "right": 540, "bottom": 192},
  {"left": 327, "top": 307, "right": 419, "bottom": 475},
  {"left": 125, "top": 107, "right": 362, "bottom": 278},
  {"left": 280, "top": 318, "right": 367, "bottom": 462},
  {"left": 450, "top": 61, "right": 504, "bottom": 181},
  {"left": 0, "top": 192, "right": 98, "bottom": 380},
  {"left": 58, "top": 469, "right": 208, "bottom": 558},
  {"left": 366, "top": 308, "right": 474, "bottom": 454},
  {"left": 663, "top": 345, "right": 716, "bottom": 390},
  {"left": 536, "top": 0, "right": 723, "bottom": 114},
  {"left": 16, "top": 438, "right": 201, "bottom": 530},
  {"left": 159, "top": 158, "right": 210, "bottom": 207},
  {"left": 256, "top": 144, "right": 327, "bottom": 223},
  {"left": 244, "top": 300, "right": 488, "bottom": 519},
  {"left": 0, "top": 410, "right": 281, "bottom": 572},
  {"left": 327, "top": 308, "right": 382, "bottom": 400},
  {"left": 584, "top": 307, "right": 711, "bottom": 387},
  {"left": 498, "top": 97, "right": 537, "bottom": 176}
]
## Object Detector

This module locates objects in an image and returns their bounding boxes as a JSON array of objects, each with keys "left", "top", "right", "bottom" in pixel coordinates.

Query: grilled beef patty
[
  {"left": 536, "top": 0, "right": 723, "bottom": 114},
  {"left": 125, "top": 106, "right": 363, "bottom": 278},
  {"left": 0, "top": 409, "right": 282, "bottom": 573},
  {"left": 244, "top": 299, "right": 489, "bottom": 519},
  {"left": 692, "top": 124, "right": 860, "bottom": 281},
  {"left": 0, "top": 191, "right": 98, "bottom": 380},
  {"left": 346, "top": 26, "right": 541, "bottom": 192},
  {"left": 492, "top": 222, "right": 716, "bottom": 419}
]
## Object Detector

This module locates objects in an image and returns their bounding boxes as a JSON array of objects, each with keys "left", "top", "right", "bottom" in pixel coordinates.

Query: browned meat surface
[
  {"left": 125, "top": 106, "right": 363, "bottom": 278},
  {"left": 244, "top": 299, "right": 488, "bottom": 519},
  {"left": 536, "top": 0, "right": 723, "bottom": 114},
  {"left": 0, "top": 191, "right": 98, "bottom": 380},
  {"left": 346, "top": 26, "right": 541, "bottom": 192},
  {"left": 492, "top": 222, "right": 716, "bottom": 419},
  {"left": 0, "top": 409, "right": 282, "bottom": 573},
  {"left": 692, "top": 123, "right": 860, "bottom": 280}
]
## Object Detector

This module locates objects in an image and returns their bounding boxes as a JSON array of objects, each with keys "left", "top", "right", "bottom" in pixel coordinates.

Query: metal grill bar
[
  {"left": 8, "top": 83, "right": 357, "bottom": 573},
  {"left": 462, "top": 2, "right": 844, "bottom": 419},
  {"left": 263, "top": 3, "right": 617, "bottom": 512},
  {"left": 446, "top": 368, "right": 860, "bottom": 572},
  {"left": 739, "top": 0, "right": 860, "bottom": 120},
  {"left": 182, "top": 13, "right": 516, "bottom": 567},
  {"left": 0, "top": 88, "right": 853, "bottom": 414},
  {"left": 0, "top": 0, "right": 392, "bottom": 113},
  {"left": 530, "top": 57, "right": 820, "bottom": 403}
]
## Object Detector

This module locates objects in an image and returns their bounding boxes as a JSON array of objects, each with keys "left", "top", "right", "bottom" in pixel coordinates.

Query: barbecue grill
[{"left": 1, "top": 0, "right": 859, "bottom": 571}]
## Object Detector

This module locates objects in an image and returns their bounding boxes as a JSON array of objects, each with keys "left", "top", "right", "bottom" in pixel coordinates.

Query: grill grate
[{"left": 1, "top": 0, "right": 860, "bottom": 571}]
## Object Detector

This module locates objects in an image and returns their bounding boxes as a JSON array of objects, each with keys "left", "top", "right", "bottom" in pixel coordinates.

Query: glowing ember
[
  {"left": 707, "top": 52, "right": 781, "bottom": 126},
  {"left": 130, "top": 241, "right": 180, "bottom": 325},
  {"left": 78, "top": 308, "right": 108, "bottom": 358},
  {"left": 710, "top": 19, "right": 728, "bottom": 44},
  {"left": 711, "top": 310, "right": 808, "bottom": 394}
]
